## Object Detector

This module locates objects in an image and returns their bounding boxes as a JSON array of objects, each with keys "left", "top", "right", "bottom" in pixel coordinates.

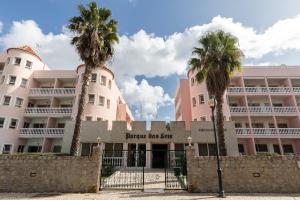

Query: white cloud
[
  {"left": 1, "top": 15, "right": 300, "bottom": 119},
  {"left": 121, "top": 78, "right": 173, "bottom": 120}
]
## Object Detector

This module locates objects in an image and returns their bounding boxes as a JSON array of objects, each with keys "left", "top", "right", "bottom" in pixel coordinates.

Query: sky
[{"left": 1, "top": 0, "right": 300, "bottom": 121}]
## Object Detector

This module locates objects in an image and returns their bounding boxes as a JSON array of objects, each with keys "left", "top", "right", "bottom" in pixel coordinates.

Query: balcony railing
[
  {"left": 19, "top": 128, "right": 64, "bottom": 137},
  {"left": 230, "top": 106, "right": 247, "bottom": 113},
  {"left": 245, "top": 87, "right": 268, "bottom": 93},
  {"left": 24, "top": 107, "right": 73, "bottom": 115},
  {"left": 293, "top": 87, "right": 300, "bottom": 93},
  {"left": 273, "top": 106, "right": 297, "bottom": 113},
  {"left": 235, "top": 128, "right": 300, "bottom": 136},
  {"left": 29, "top": 88, "right": 76, "bottom": 96},
  {"left": 227, "top": 87, "right": 294, "bottom": 94},
  {"left": 268, "top": 87, "right": 291, "bottom": 93},
  {"left": 248, "top": 106, "right": 272, "bottom": 113},
  {"left": 278, "top": 128, "right": 300, "bottom": 135}
]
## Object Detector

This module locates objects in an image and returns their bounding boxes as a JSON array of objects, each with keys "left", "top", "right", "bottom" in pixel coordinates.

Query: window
[
  {"left": 192, "top": 97, "right": 196, "bottom": 107},
  {"left": 6, "top": 57, "right": 10, "bottom": 65},
  {"left": 14, "top": 57, "right": 21, "bottom": 65},
  {"left": 86, "top": 116, "right": 92, "bottom": 121},
  {"left": 199, "top": 94, "right": 204, "bottom": 104},
  {"left": 28, "top": 146, "right": 42, "bottom": 153},
  {"left": 15, "top": 97, "right": 23, "bottom": 108},
  {"left": 108, "top": 80, "right": 112, "bottom": 89},
  {"left": 99, "top": 96, "right": 105, "bottom": 106},
  {"left": 198, "top": 144, "right": 208, "bottom": 156},
  {"left": 101, "top": 76, "right": 107, "bottom": 85},
  {"left": 238, "top": 144, "right": 245, "bottom": 155},
  {"left": 255, "top": 144, "right": 268, "bottom": 152},
  {"left": 208, "top": 144, "right": 217, "bottom": 156},
  {"left": 25, "top": 61, "right": 32, "bottom": 69},
  {"left": 9, "top": 118, "right": 18, "bottom": 129},
  {"left": 0, "top": 76, "right": 5, "bottom": 84},
  {"left": 235, "top": 123, "right": 242, "bottom": 128},
  {"left": 283, "top": 144, "right": 294, "bottom": 154},
  {"left": 33, "top": 123, "right": 45, "bottom": 128},
  {"left": 57, "top": 123, "right": 65, "bottom": 128},
  {"left": 91, "top": 73, "right": 97, "bottom": 82},
  {"left": 53, "top": 145, "right": 62, "bottom": 153},
  {"left": 3, "top": 96, "right": 11, "bottom": 105},
  {"left": 191, "top": 77, "right": 194, "bottom": 86},
  {"left": 23, "top": 122, "right": 30, "bottom": 128},
  {"left": 193, "top": 118, "right": 197, "bottom": 121},
  {"left": 2, "top": 144, "right": 12, "bottom": 154},
  {"left": 200, "top": 116, "right": 206, "bottom": 121},
  {"left": 97, "top": 117, "right": 103, "bottom": 121},
  {"left": 269, "top": 123, "right": 275, "bottom": 128},
  {"left": 0, "top": 118, "right": 5, "bottom": 128},
  {"left": 273, "top": 144, "right": 281, "bottom": 154},
  {"left": 88, "top": 94, "right": 95, "bottom": 104},
  {"left": 277, "top": 123, "right": 288, "bottom": 128},
  {"left": 20, "top": 78, "right": 28, "bottom": 88},
  {"left": 107, "top": 99, "right": 110, "bottom": 109},
  {"left": 9, "top": 76, "right": 16, "bottom": 85},
  {"left": 17, "top": 145, "right": 24, "bottom": 153}
]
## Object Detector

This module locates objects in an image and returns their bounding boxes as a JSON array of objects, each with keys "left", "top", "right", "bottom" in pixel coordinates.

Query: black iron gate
[
  {"left": 165, "top": 150, "right": 187, "bottom": 190},
  {"left": 100, "top": 150, "right": 145, "bottom": 189},
  {"left": 100, "top": 149, "right": 187, "bottom": 190}
]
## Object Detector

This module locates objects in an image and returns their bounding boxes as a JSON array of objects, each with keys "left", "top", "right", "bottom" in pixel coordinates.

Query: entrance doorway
[{"left": 152, "top": 144, "right": 168, "bottom": 168}]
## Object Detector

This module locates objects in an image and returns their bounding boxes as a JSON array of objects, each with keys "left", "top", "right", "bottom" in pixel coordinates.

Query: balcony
[
  {"left": 273, "top": 106, "right": 298, "bottom": 114},
  {"left": 227, "top": 87, "right": 293, "bottom": 95},
  {"left": 19, "top": 128, "right": 64, "bottom": 138},
  {"left": 235, "top": 128, "right": 300, "bottom": 137},
  {"left": 230, "top": 106, "right": 298, "bottom": 115},
  {"left": 268, "top": 87, "right": 291, "bottom": 94},
  {"left": 29, "top": 88, "right": 76, "bottom": 97},
  {"left": 24, "top": 107, "right": 73, "bottom": 117}
]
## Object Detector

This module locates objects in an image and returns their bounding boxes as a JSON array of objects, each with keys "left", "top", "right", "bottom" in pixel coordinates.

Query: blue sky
[{"left": 1, "top": 0, "right": 300, "bottom": 121}]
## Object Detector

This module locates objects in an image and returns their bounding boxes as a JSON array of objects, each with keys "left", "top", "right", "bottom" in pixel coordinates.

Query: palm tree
[
  {"left": 68, "top": 2, "right": 118, "bottom": 156},
  {"left": 189, "top": 30, "right": 243, "bottom": 156}
]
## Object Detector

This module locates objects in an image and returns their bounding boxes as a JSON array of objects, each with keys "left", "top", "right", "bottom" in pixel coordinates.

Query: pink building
[
  {"left": 0, "top": 46, "right": 133, "bottom": 154},
  {"left": 176, "top": 65, "right": 300, "bottom": 155}
]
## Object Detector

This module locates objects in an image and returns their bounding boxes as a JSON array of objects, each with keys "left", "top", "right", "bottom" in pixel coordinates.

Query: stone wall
[
  {"left": 0, "top": 147, "right": 102, "bottom": 193},
  {"left": 187, "top": 147, "right": 300, "bottom": 193}
]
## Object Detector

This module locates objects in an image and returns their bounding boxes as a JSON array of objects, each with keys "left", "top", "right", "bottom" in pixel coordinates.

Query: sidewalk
[{"left": 0, "top": 191, "right": 300, "bottom": 200}]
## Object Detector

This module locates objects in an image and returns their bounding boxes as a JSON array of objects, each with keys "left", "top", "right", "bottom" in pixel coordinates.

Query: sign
[{"left": 126, "top": 133, "right": 173, "bottom": 140}]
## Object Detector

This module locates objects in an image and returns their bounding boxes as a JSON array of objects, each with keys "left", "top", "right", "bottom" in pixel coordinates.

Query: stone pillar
[
  {"left": 186, "top": 146, "right": 196, "bottom": 192},
  {"left": 123, "top": 143, "right": 128, "bottom": 167},
  {"left": 92, "top": 146, "right": 103, "bottom": 193},
  {"left": 193, "top": 143, "right": 199, "bottom": 156},
  {"left": 146, "top": 143, "right": 151, "bottom": 168},
  {"left": 170, "top": 142, "right": 175, "bottom": 167}
]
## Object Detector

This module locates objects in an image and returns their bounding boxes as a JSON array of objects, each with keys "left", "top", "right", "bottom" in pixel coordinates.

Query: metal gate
[
  {"left": 100, "top": 149, "right": 187, "bottom": 190},
  {"left": 100, "top": 150, "right": 145, "bottom": 189}
]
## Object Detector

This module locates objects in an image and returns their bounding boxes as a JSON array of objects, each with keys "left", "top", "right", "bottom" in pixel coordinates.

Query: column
[
  {"left": 146, "top": 143, "right": 151, "bottom": 168},
  {"left": 194, "top": 143, "right": 199, "bottom": 156},
  {"left": 170, "top": 142, "right": 175, "bottom": 167},
  {"left": 123, "top": 143, "right": 128, "bottom": 167}
]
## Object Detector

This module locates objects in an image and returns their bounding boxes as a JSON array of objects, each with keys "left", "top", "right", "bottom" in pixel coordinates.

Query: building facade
[
  {"left": 0, "top": 46, "right": 133, "bottom": 154},
  {"left": 175, "top": 65, "right": 300, "bottom": 155}
]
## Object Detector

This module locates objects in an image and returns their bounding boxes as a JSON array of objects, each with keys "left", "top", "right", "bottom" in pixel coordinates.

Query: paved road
[{"left": 1, "top": 191, "right": 300, "bottom": 200}]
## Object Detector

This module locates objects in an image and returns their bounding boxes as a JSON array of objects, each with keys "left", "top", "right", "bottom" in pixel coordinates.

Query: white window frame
[
  {"left": 8, "top": 75, "right": 17, "bottom": 85},
  {"left": 0, "top": 117, "right": 6, "bottom": 128},
  {"left": 14, "top": 57, "right": 21, "bottom": 66},
  {"left": 1, "top": 143, "right": 14, "bottom": 154},
  {"left": 3, "top": 95, "right": 11, "bottom": 106},
  {"left": 20, "top": 78, "right": 28, "bottom": 88},
  {"left": 9, "top": 118, "right": 19, "bottom": 129},
  {"left": 100, "top": 75, "right": 107, "bottom": 86},
  {"left": 99, "top": 96, "right": 105, "bottom": 106},
  {"left": 25, "top": 60, "right": 32, "bottom": 69},
  {"left": 91, "top": 73, "right": 97, "bottom": 82},
  {"left": 88, "top": 94, "right": 95, "bottom": 104},
  {"left": 14, "top": 97, "right": 24, "bottom": 108}
]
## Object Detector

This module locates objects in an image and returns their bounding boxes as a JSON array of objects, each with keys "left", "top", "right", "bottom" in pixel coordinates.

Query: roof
[{"left": 7, "top": 45, "right": 42, "bottom": 61}]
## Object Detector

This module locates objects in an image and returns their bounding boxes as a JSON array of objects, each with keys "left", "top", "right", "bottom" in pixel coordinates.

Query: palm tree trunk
[
  {"left": 215, "top": 94, "right": 227, "bottom": 156},
  {"left": 70, "top": 66, "right": 92, "bottom": 156}
]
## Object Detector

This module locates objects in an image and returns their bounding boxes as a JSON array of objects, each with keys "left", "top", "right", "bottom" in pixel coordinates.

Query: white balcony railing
[
  {"left": 227, "top": 87, "right": 244, "bottom": 93},
  {"left": 245, "top": 87, "right": 268, "bottom": 93},
  {"left": 29, "top": 88, "right": 76, "bottom": 96},
  {"left": 252, "top": 128, "right": 277, "bottom": 135},
  {"left": 293, "top": 87, "right": 300, "bottom": 93},
  {"left": 268, "top": 87, "right": 291, "bottom": 93},
  {"left": 248, "top": 106, "right": 272, "bottom": 113},
  {"left": 278, "top": 128, "right": 300, "bottom": 135},
  {"left": 103, "top": 157, "right": 124, "bottom": 167},
  {"left": 19, "top": 128, "right": 64, "bottom": 136},
  {"left": 230, "top": 106, "right": 247, "bottom": 113},
  {"left": 24, "top": 107, "right": 73, "bottom": 115},
  {"left": 235, "top": 128, "right": 251, "bottom": 135},
  {"left": 273, "top": 106, "right": 297, "bottom": 113}
]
